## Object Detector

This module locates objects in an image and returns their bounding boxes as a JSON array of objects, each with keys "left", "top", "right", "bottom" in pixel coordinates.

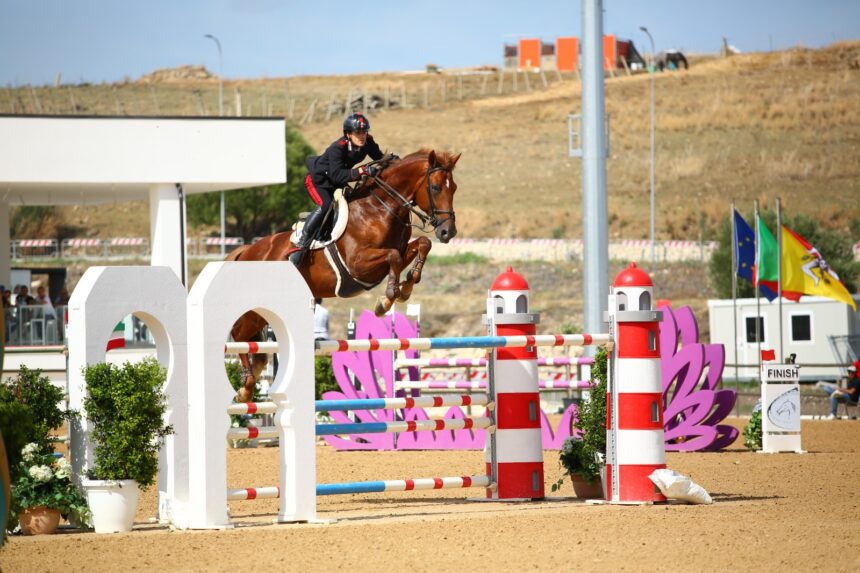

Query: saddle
[{"left": 291, "top": 189, "right": 349, "bottom": 250}]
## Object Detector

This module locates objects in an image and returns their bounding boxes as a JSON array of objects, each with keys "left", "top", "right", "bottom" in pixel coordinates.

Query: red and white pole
[
  {"left": 606, "top": 262, "right": 666, "bottom": 503},
  {"left": 485, "top": 267, "right": 544, "bottom": 499}
]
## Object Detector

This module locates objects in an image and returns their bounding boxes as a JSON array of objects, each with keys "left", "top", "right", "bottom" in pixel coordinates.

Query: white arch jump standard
[
  {"left": 181, "top": 262, "right": 316, "bottom": 528},
  {"left": 66, "top": 266, "right": 189, "bottom": 525}
]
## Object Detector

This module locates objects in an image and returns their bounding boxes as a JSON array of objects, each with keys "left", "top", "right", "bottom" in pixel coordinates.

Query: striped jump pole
[
  {"left": 317, "top": 475, "right": 491, "bottom": 496},
  {"left": 225, "top": 335, "right": 608, "bottom": 356},
  {"left": 393, "top": 380, "right": 591, "bottom": 391},
  {"left": 228, "top": 394, "right": 490, "bottom": 416},
  {"left": 229, "top": 476, "right": 492, "bottom": 500},
  {"left": 316, "top": 416, "right": 493, "bottom": 436},
  {"left": 315, "top": 394, "right": 491, "bottom": 411},
  {"left": 394, "top": 356, "right": 596, "bottom": 368},
  {"left": 314, "top": 333, "right": 609, "bottom": 355},
  {"left": 227, "top": 487, "right": 280, "bottom": 501}
]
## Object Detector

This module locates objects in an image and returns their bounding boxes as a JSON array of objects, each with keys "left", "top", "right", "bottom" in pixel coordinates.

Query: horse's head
[{"left": 419, "top": 150, "right": 460, "bottom": 243}]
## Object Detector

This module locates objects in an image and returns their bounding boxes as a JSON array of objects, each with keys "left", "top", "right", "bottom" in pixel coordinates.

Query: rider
[{"left": 288, "top": 113, "right": 389, "bottom": 265}]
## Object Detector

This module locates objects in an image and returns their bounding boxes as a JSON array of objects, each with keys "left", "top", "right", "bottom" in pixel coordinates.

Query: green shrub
[
  {"left": 1, "top": 366, "right": 69, "bottom": 454},
  {"left": 553, "top": 347, "right": 608, "bottom": 488},
  {"left": 315, "top": 356, "right": 338, "bottom": 401},
  {"left": 82, "top": 358, "right": 173, "bottom": 487},
  {"left": 743, "top": 410, "right": 762, "bottom": 451}
]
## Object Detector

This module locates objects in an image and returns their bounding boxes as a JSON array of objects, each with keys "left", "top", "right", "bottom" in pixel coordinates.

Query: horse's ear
[
  {"left": 427, "top": 150, "right": 437, "bottom": 167},
  {"left": 450, "top": 153, "right": 462, "bottom": 167}
]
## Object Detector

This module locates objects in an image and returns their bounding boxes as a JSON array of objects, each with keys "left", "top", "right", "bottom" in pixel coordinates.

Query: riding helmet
[{"left": 343, "top": 113, "right": 370, "bottom": 133}]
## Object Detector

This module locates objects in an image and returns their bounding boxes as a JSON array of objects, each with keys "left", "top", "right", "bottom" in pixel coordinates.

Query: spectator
[
  {"left": 313, "top": 298, "right": 330, "bottom": 341},
  {"left": 53, "top": 286, "right": 70, "bottom": 306},
  {"left": 34, "top": 285, "right": 57, "bottom": 320},
  {"left": 817, "top": 363, "right": 860, "bottom": 419},
  {"left": 15, "top": 285, "right": 34, "bottom": 306}
]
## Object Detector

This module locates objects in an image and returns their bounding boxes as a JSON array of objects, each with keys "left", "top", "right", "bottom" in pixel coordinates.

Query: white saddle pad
[{"left": 291, "top": 189, "right": 348, "bottom": 249}]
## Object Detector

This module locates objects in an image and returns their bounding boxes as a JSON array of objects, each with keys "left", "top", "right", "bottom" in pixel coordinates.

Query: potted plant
[
  {"left": 553, "top": 346, "right": 608, "bottom": 499},
  {"left": 81, "top": 358, "right": 172, "bottom": 533},
  {"left": 12, "top": 443, "right": 90, "bottom": 535},
  {"left": 0, "top": 366, "right": 78, "bottom": 531}
]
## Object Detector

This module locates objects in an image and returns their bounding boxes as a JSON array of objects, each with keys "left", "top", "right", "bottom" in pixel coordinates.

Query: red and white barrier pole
[
  {"left": 606, "top": 263, "right": 666, "bottom": 503},
  {"left": 485, "top": 267, "right": 544, "bottom": 500}
]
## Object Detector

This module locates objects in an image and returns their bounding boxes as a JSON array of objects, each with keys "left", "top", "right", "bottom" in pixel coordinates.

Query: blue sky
[{"left": 2, "top": 0, "right": 858, "bottom": 86}]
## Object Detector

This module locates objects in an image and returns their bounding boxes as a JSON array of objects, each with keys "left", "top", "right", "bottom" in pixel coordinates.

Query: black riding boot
[{"left": 288, "top": 207, "right": 326, "bottom": 266}]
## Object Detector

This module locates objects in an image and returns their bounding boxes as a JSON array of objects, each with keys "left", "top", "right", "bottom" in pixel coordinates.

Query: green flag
[{"left": 757, "top": 215, "right": 779, "bottom": 284}]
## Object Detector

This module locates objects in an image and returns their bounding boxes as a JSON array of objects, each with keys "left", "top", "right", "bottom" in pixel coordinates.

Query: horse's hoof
[
  {"left": 237, "top": 387, "right": 253, "bottom": 403},
  {"left": 374, "top": 298, "right": 389, "bottom": 317}
]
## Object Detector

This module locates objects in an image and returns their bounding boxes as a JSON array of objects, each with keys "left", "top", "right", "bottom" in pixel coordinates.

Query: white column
[
  {"left": 66, "top": 266, "right": 188, "bottom": 525},
  {"left": 0, "top": 201, "right": 10, "bottom": 287},
  {"left": 149, "top": 184, "right": 187, "bottom": 285},
  {"left": 184, "top": 261, "right": 316, "bottom": 529}
]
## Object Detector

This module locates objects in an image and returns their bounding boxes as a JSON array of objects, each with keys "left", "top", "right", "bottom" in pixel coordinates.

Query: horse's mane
[
  {"left": 380, "top": 149, "right": 459, "bottom": 175},
  {"left": 350, "top": 149, "right": 458, "bottom": 197}
]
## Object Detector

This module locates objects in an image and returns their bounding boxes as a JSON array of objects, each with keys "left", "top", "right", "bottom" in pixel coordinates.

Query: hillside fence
[{"left": 0, "top": 68, "right": 587, "bottom": 125}]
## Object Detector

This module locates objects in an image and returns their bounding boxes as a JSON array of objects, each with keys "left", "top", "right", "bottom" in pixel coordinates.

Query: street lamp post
[
  {"left": 204, "top": 34, "right": 226, "bottom": 256},
  {"left": 640, "top": 26, "right": 656, "bottom": 265}
]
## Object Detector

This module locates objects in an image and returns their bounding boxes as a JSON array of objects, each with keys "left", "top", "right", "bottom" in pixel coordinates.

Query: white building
[{"left": 708, "top": 295, "right": 860, "bottom": 382}]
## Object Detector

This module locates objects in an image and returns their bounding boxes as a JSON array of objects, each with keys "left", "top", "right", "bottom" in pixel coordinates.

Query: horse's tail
[{"left": 225, "top": 245, "right": 249, "bottom": 262}]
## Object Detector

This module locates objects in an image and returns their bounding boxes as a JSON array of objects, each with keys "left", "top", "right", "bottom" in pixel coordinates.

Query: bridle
[{"left": 367, "top": 160, "right": 455, "bottom": 231}]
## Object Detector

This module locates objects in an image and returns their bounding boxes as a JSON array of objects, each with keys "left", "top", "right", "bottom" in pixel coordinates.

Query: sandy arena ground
[{"left": 2, "top": 418, "right": 858, "bottom": 573}]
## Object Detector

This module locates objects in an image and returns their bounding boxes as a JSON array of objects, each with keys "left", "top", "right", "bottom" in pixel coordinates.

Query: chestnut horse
[{"left": 227, "top": 149, "right": 460, "bottom": 401}]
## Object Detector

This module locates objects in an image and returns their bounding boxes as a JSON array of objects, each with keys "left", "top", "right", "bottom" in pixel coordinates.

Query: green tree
[
  {"left": 187, "top": 123, "right": 317, "bottom": 240},
  {"left": 709, "top": 209, "right": 859, "bottom": 300}
]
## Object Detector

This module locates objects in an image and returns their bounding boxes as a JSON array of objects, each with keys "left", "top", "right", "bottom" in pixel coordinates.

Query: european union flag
[{"left": 733, "top": 210, "right": 777, "bottom": 301}]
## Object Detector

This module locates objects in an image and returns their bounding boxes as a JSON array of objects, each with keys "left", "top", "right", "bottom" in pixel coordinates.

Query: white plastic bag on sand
[{"left": 648, "top": 469, "right": 713, "bottom": 504}]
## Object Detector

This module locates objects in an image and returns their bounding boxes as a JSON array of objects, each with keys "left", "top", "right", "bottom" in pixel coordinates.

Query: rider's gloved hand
[
  {"left": 389, "top": 153, "right": 400, "bottom": 161},
  {"left": 359, "top": 164, "right": 379, "bottom": 178}
]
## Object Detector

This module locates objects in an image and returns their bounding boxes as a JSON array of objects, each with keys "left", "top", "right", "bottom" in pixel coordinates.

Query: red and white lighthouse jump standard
[
  {"left": 484, "top": 267, "right": 544, "bottom": 499},
  {"left": 605, "top": 263, "right": 666, "bottom": 503}
]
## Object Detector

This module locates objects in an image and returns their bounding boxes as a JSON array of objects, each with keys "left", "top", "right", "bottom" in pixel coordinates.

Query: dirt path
[{"left": 3, "top": 419, "right": 858, "bottom": 572}]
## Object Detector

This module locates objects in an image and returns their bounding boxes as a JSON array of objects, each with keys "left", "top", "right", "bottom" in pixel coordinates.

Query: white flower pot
[{"left": 82, "top": 479, "right": 139, "bottom": 533}]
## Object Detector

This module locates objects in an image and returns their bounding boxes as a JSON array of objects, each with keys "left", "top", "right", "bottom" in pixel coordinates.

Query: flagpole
[
  {"left": 777, "top": 197, "right": 783, "bottom": 362},
  {"left": 754, "top": 200, "right": 761, "bottom": 374},
  {"left": 731, "top": 201, "right": 739, "bottom": 415}
]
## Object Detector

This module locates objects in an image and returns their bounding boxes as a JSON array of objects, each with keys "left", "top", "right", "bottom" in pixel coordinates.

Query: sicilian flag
[
  {"left": 106, "top": 321, "right": 125, "bottom": 351},
  {"left": 781, "top": 225, "right": 856, "bottom": 310},
  {"left": 733, "top": 210, "right": 777, "bottom": 301}
]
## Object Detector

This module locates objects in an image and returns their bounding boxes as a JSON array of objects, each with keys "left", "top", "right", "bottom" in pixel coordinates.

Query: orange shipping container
[
  {"left": 556, "top": 37, "right": 578, "bottom": 72},
  {"left": 603, "top": 34, "right": 617, "bottom": 70},
  {"left": 518, "top": 38, "right": 541, "bottom": 70}
]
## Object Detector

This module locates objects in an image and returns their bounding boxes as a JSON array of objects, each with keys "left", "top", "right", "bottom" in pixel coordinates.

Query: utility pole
[
  {"left": 640, "top": 26, "right": 656, "bottom": 265},
  {"left": 204, "top": 33, "right": 227, "bottom": 256}
]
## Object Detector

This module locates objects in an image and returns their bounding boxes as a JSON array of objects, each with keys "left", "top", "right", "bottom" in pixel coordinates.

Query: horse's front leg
[
  {"left": 396, "top": 237, "right": 432, "bottom": 302},
  {"left": 372, "top": 249, "right": 404, "bottom": 316}
]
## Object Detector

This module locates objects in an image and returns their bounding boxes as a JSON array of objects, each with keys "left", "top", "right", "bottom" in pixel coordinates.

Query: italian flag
[{"left": 106, "top": 321, "right": 125, "bottom": 351}]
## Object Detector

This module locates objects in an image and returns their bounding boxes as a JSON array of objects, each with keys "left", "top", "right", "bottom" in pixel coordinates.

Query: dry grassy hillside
[{"left": 4, "top": 42, "right": 859, "bottom": 242}]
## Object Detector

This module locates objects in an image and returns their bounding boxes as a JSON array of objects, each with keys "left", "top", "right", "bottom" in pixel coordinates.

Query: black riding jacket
[{"left": 306, "top": 135, "right": 383, "bottom": 189}]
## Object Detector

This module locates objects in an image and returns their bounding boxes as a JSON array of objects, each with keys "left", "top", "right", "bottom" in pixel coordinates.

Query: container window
[
  {"left": 617, "top": 292, "right": 628, "bottom": 311},
  {"left": 790, "top": 314, "right": 811, "bottom": 342},
  {"left": 639, "top": 291, "right": 651, "bottom": 311}
]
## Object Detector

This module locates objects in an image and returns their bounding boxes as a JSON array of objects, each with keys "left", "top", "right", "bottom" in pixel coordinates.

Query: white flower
[
  {"left": 55, "top": 457, "right": 72, "bottom": 479},
  {"left": 28, "top": 465, "right": 53, "bottom": 483},
  {"left": 21, "top": 443, "right": 39, "bottom": 463}
]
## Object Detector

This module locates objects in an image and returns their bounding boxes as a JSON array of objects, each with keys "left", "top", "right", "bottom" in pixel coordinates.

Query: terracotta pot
[
  {"left": 570, "top": 474, "right": 604, "bottom": 499},
  {"left": 19, "top": 506, "right": 62, "bottom": 535}
]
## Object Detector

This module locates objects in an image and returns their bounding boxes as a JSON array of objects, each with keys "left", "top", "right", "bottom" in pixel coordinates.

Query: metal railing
[{"left": 3, "top": 306, "right": 155, "bottom": 347}]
